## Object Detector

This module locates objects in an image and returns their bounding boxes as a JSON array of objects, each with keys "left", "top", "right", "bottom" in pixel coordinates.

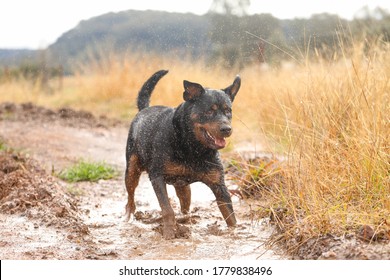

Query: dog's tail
[{"left": 137, "top": 70, "right": 169, "bottom": 111}]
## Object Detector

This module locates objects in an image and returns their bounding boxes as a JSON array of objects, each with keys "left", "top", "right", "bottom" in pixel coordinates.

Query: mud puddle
[
  {"left": 0, "top": 103, "right": 280, "bottom": 259},
  {"left": 0, "top": 214, "right": 85, "bottom": 259},
  {"left": 79, "top": 177, "right": 278, "bottom": 259}
]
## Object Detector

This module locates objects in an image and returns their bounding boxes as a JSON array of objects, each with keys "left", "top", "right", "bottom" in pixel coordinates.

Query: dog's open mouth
[{"left": 203, "top": 129, "right": 226, "bottom": 149}]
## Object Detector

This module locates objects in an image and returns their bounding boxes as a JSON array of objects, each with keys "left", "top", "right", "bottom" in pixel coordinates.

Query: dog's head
[{"left": 182, "top": 76, "right": 241, "bottom": 150}]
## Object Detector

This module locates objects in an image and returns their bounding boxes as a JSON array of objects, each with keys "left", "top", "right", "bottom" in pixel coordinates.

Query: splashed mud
[
  {"left": 3, "top": 103, "right": 389, "bottom": 260},
  {"left": 0, "top": 103, "right": 280, "bottom": 260}
]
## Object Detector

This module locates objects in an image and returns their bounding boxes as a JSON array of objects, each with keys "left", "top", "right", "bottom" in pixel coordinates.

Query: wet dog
[{"left": 125, "top": 70, "right": 241, "bottom": 239}]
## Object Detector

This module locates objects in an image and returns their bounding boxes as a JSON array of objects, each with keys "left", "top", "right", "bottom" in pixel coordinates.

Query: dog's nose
[{"left": 220, "top": 125, "right": 232, "bottom": 135}]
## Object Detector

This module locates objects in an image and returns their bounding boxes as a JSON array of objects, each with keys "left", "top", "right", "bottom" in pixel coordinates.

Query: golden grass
[
  {"left": 235, "top": 40, "right": 390, "bottom": 249},
  {"left": 0, "top": 52, "right": 260, "bottom": 145},
  {"left": 1, "top": 39, "right": 389, "bottom": 250}
]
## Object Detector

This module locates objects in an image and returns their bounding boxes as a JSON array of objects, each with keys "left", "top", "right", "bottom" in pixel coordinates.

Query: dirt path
[{"left": 0, "top": 103, "right": 280, "bottom": 260}]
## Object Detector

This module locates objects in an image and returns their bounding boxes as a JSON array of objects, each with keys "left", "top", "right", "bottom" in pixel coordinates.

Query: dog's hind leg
[
  {"left": 124, "top": 154, "right": 142, "bottom": 221},
  {"left": 174, "top": 184, "right": 191, "bottom": 214}
]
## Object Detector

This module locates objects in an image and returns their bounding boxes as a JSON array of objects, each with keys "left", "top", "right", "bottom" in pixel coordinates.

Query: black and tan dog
[{"left": 125, "top": 70, "right": 241, "bottom": 239}]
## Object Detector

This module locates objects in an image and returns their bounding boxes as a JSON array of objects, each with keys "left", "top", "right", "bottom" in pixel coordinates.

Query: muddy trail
[{"left": 0, "top": 103, "right": 279, "bottom": 260}]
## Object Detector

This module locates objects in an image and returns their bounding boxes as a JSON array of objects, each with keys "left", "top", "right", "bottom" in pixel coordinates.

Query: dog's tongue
[{"left": 215, "top": 137, "right": 226, "bottom": 149}]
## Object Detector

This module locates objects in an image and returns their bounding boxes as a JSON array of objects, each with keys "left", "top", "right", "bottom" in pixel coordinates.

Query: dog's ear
[
  {"left": 223, "top": 75, "right": 241, "bottom": 102},
  {"left": 183, "top": 80, "right": 205, "bottom": 102}
]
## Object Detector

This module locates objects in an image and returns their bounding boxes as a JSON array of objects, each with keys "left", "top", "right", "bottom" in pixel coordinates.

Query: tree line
[{"left": 1, "top": 6, "right": 389, "bottom": 76}]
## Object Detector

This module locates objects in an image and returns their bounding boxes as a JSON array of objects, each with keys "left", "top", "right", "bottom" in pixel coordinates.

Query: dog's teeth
[{"left": 206, "top": 131, "right": 214, "bottom": 139}]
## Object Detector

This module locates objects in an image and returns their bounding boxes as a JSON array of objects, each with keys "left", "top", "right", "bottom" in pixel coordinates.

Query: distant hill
[
  {"left": 1, "top": 8, "right": 389, "bottom": 71},
  {"left": 0, "top": 49, "right": 38, "bottom": 67},
  {"left": 0, "top": 10, "right": 211, "bottom": 70},
  {"left": 47, "top": 10, "right": 211, "bottom": 67}
]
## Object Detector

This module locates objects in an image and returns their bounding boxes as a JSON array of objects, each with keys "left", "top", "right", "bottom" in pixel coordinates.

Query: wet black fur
[{"left": 125, "top": 69, "right": 241, "bottom": 239}]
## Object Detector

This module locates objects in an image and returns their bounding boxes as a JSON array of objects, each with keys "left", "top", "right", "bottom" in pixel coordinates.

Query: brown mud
[
  {"left": 0, "top": 103, "right": 278, "bottom": 260},
  {"left": 1, "top": 102, "right": 389, "bottom": 260}
]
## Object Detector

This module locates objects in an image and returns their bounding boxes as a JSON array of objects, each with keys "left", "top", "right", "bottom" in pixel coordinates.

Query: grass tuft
[
  {"left": 0, "top": 139, "right": 6, "bottom": 151},
  {"left": 58, "top": 160, "right": 118, "bottom": 182},
  {"left": 66, "top": 185, "right": 85, "bottom": 196}
]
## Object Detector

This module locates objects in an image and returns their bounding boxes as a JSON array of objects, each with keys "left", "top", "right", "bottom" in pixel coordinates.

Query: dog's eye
[
  {"left": 205, "top": 110, "right": 214, "bottom": 116},
  {"left": 224, "top": 108, "right": 232, "bottom": 116}
]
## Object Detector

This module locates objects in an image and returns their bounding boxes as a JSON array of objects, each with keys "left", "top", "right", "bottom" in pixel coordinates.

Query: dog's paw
[
  {"left": 163, "top": 226, "right": 176, "bottom": 240},
  {"left": 124, "top": 212, "right": 135, "bottom": 223}
]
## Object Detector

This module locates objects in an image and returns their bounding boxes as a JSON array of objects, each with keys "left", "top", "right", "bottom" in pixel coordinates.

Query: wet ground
[
  {"left": 2, "top": 102, "right": 389, "bottom": 260},
  {"left": 0, "top": 103, "right": 280, "bottom": 260}
]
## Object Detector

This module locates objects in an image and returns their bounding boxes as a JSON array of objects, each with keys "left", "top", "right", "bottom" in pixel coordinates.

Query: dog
[{"left": 125, "top": 70, "right": 241, "bottom": 239}]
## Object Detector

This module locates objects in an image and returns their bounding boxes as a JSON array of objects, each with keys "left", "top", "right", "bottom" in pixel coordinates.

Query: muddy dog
[{"left": 125, "top": 70, "right": 241, "bottom": 239}]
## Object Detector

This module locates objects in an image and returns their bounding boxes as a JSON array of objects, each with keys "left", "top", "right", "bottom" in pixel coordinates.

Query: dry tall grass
[
  {"left": 238, "top": 40, "right": 390, "bottom": 251},
  {"left": 1, "top": 39, "right": 389, "bottom": 250},
  {"left": 0, "top": 52, "right": 259, "bottom": 145}
]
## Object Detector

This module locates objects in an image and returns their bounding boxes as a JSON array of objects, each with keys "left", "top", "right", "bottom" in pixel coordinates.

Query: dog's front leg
[
  {"left": 203, "top": 170, "right": 237, "bottom": 227},
  {"left": 210, "top": 184, "right": 237, "bottom": 227},
  {"left": 151, "top": 177, "right": 176, "bottom": 239}
]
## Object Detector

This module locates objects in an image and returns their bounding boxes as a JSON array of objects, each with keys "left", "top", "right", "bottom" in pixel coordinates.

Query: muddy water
[
  {"left": 1, "top": 120, "right": 281, "bottom": 260},
  {"left": 0, "top": 214, "right": 85, "bottom": 259},
  {"left": 80, "top": 176, "right": 279, "bottom": 260}
]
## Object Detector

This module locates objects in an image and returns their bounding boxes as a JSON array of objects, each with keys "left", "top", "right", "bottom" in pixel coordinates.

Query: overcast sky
[{"left": 0, "top": 0, "right": 389, "bottom": 49}]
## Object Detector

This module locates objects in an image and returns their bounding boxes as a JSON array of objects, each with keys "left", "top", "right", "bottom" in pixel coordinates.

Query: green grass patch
[
  {"left": 0, "top": 138, "right": 8, "bottom": 151},
  {"left": 58, "top": 160, "right": 118, "bottom": 182},
  {"left": 66, "top": 185, "right": 85, "bottom": 196}
]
